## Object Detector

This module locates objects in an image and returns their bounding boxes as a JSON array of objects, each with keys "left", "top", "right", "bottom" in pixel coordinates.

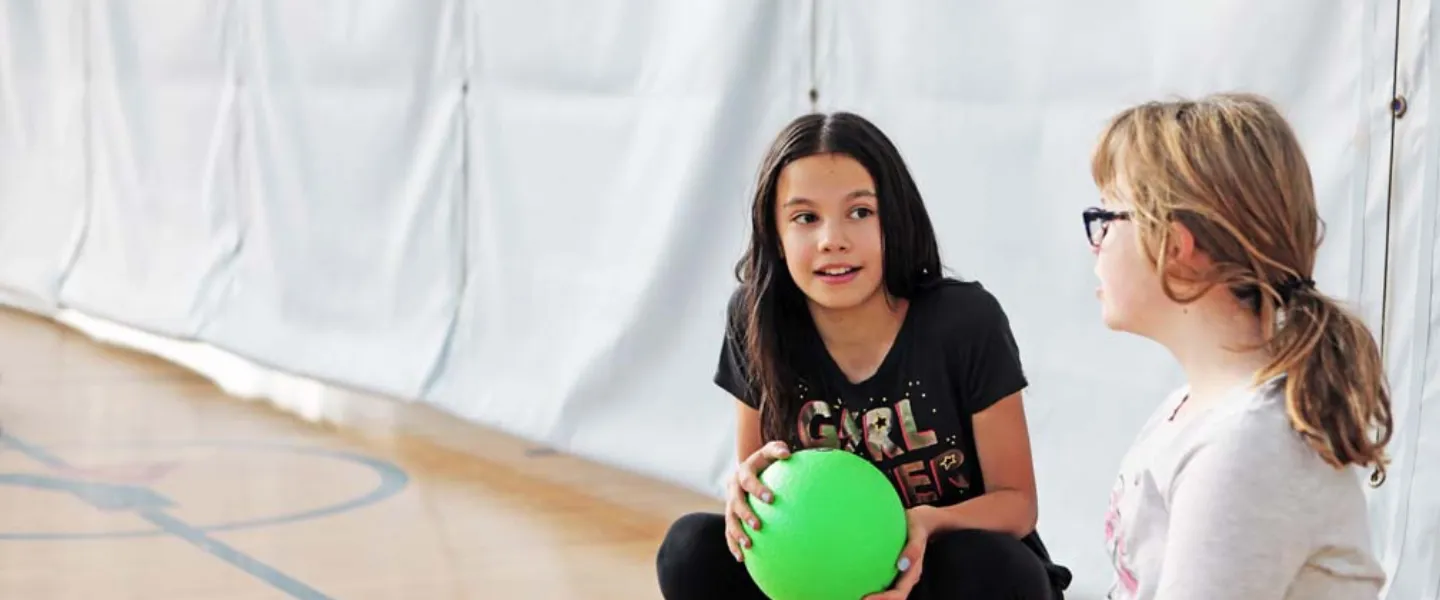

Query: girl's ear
[
  {"left": 1162, "top": 218, "right": 1216, "bottom": 287},
  {"left": 1167, "top": 219, "right": 1199, "bottom": 266}
]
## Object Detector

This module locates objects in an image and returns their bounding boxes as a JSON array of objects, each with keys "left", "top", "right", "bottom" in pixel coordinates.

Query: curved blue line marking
[{"left": 0, "top": 439, "right": 409, "bottom": 541}]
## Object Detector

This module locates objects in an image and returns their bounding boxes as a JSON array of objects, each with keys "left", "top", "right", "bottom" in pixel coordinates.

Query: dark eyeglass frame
[{"left": 1082, "top": 206, "right": 1130, "bottom": 248}]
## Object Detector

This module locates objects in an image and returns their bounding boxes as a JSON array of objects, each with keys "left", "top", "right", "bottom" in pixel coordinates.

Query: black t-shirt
[{"left": 714, "top": 278, "right": 1028, "bottom": 510}]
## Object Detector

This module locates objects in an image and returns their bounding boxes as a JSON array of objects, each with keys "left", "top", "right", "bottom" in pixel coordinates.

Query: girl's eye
[
  {"left": 851, "top": 207, "right": 875, "bottom": 219},
  {"left": 792, "top": 213, "right": 816, "bottom": 224}
]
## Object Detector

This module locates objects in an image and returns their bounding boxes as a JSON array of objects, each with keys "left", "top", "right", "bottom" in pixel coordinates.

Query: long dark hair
[{"left": 735, "top": 112, "right": 944, "bottom": 443}]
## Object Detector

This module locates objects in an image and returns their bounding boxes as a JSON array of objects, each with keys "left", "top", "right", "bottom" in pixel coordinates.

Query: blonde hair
[{"left": 1091, "top": 92, "right": 1393, "bottom": 485}]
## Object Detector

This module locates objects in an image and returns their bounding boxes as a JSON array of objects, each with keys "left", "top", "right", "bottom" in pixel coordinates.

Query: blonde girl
[{"left": 1086, "top": 93, "right": 1393, "bottom": 599}]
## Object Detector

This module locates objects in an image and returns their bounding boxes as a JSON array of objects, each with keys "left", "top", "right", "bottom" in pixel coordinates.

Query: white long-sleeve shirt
[{"left": 1103, "top": 376, "right": 1387, "bottom": 599}]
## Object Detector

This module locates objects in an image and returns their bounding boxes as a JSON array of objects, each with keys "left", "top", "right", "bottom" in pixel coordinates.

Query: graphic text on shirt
[{"left": 790, "top": 379, "right": 971, "bottom": 507}]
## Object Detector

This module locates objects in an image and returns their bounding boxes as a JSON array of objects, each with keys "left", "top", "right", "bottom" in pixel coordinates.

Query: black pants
[{"left": 656, "top": 512, "right": 1067, "bottom": 599}]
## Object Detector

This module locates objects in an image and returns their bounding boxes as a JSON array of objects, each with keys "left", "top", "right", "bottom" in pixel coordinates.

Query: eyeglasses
[{"left": 1082, "top": 207, "right": 1130, "bottom": 248}]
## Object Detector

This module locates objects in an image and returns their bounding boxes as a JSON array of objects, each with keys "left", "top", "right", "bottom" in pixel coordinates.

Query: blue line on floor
[
  {"left": 0, "top": 432, "right": 335, "bottom": 599},
  {"left": 1, "top": 434, "right": 70, "bottom": 469},
  {"left": 0, "top": 439, "right": 409, "bottom": 541},
  {"left": 141, "top": 510, "right": 333, "bottom": 600}
]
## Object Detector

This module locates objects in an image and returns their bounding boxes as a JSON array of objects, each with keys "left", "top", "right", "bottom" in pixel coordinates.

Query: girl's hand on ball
[
  {"left": 738, "top": 441, "right": 791, "bottom": 502},
  {"left": 723, "top": 441, "right": 792, "bottom": 561},
  {"left": 864, "top": 505, "right": 940, "bottom": 600}
]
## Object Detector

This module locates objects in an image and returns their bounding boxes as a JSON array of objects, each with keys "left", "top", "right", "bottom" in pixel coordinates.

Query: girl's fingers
[
  {"left": 735, "top": 467, "right": 774, "bottom": 505},
  {"left": 723, "top": 509, "right": 750, "bottom": 560}
]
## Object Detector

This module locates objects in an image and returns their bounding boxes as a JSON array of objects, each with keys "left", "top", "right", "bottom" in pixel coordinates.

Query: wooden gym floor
[{"left": 0, "top": 307, "right": 715, "bottom": 599}]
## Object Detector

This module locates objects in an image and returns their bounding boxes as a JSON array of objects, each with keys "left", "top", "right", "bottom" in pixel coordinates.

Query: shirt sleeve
[
  {"left": 1154, "top": 419, "right": 1317, "bottom": 598},
  {"left": 714, "top": 289, "right": 757, "bottom": 408},
  {"left": 950, "top": 285, "right": 1029, "bottom": 415}
]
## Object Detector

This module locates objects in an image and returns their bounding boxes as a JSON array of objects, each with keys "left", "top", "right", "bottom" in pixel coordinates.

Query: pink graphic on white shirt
[{"left": 1104, "top": 476, "right": 1139, "bottom": 595}]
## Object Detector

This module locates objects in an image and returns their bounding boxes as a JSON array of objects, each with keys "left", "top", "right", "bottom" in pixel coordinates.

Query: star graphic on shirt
[
  {"left": 871, "top": 415, "right": 889, "bottom": 430},
  {"left": 940, "top": 454, "right": 958, "bottom": 470}
]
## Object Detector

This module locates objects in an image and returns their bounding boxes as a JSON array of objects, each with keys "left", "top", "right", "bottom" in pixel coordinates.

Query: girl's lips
[{"left": 815, "top": 267, "right": 860, "bottom": 285}]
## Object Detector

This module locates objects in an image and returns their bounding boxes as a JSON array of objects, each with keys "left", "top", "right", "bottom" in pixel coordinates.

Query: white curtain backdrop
[
  {"left": 0, "top": 1, "right": 1435, "bottom": 598},
  {"left": 1368, "top": 0, "right": 1440, "bottom": 596},
  {"left": 197, "top": 0, "right": 468, "bottom": 400},
  {"left": 55, "top": 0, "right": 239, "bottom": 336},
  {"left": 422, "top": 0, "right": 814, "bottom": 494},
  {"left": 0, "top": 0, "right": 88, "bottom": 312}
]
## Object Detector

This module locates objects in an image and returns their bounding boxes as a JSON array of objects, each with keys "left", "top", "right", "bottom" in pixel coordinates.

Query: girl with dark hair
[{"left": 655, "top": 112, "right": 1071, "bottom": 599}]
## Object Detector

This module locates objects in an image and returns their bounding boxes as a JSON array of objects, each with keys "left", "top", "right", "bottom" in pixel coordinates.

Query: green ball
[{"left": 740, "top": 448, "right": 908, "bottom": 600}]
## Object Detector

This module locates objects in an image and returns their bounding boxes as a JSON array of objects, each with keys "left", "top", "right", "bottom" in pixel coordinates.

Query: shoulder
[
  {"left": 1152, "top": 380, "right": 1381, "bottom": 595},
  {"left": 912, "top": 279, "right": 1029, "bottom": 412},
  {"left": 725, "top": 285, "right": 746, "bottom": 320},
  {"left": 715, "top": 286, "right": 756, "bottom": 404},
  {"left": 1158, "top": 379, "right": 1373, "bottom": 551},
  {"left": 1201, "top": 381, "right": 1312, "bottom": 458},
  {"left": 911, "top": 278, "right": 1013, "bottom": 335},
  {"left": 722, "top": 286, "right": 750, "bottom": 336},
  {"left": 1183, "top": 380, "right": 1357, "bottom": 494}
]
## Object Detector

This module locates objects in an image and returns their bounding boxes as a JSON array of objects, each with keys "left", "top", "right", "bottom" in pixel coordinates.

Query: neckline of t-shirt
[{"left": 810, "top": 296, "right": 921, "bottom": 390}]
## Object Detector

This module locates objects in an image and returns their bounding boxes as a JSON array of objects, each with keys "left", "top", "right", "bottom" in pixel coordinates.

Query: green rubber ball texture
[{"left": 740, "top": 448, "right": 908, "bottom": 600}]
